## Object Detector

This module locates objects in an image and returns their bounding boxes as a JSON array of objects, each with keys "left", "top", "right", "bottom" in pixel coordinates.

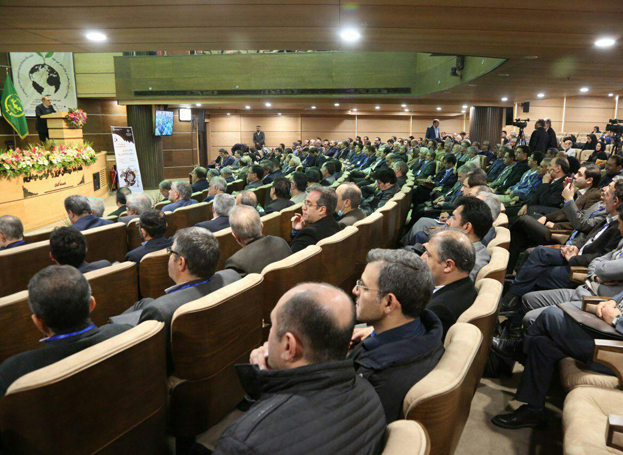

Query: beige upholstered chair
[
  {"left": 154, "top": 200, "right": 169, "bottom": 210},
  {"left": 259, "top": 212, "right": 281, "bottom": 238},
  {"left": 0, "top": 240, "right": 51, "bottom": 298},
  {"left": 227, "top": 179, "right": 244, "bottom": 194},
  {"left": 254, "top": 184, "right": 272, "bottom": 207},
  {"left": 168, "top": 274, "right": 264, "bottom": 438},
  {"left": 214, "top": 227, "right": 243, "bottom": 271},
  {"left": 382, "top": 420, "right": 430, "bottom": 455},
  {"left": 172, "top": 202, "right": 211, "bottom": 230},
  {"left": 83, "top": 222, "right": 128, "bottom": 263},
  {"left": 126, "top": 211, "right": 175, "bottom": 251},
  {"left": 475, "top": 247, "right": 509, "bottom": 286},
  {"left": 140, "top": 249, "right": 174, "bottom": 299},
  {"left": 316, "top": 226, "right": 359, "bottom": 288},
  {"left": 192, "top": 191, "right": 205, "bottom": 202},
  {"left": 458, "top": 278, "right": 503, "bottom": 394},
  {"left": 563, "top": 340, "right": 623, "bottom": 455},
  {"left": 278, "top": 202, "right": 303, "bottom": 241},
  {"left": 486, "top": 226, "right": 510, "bottom": 251},
  {"left": 377, "top": 201, "right": 399, "bottom": 248},
  {"left": 403, "top": 323, "right": 482, "bottom": 455},
  {"left": 0, "top": 321, "right": 168, "bottom": 454},
  {"left": 493, "top": 212, "right": 509, "bottom": 228},
  {"left": 353, "top": 212, "right": 384, "bottom": 280},
  {"left": 23, "top": 226, "right": 55, "bottom": 244}
]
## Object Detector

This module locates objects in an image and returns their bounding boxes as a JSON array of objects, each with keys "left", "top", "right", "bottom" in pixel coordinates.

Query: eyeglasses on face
[
  {"left": 355, "top": 279, "right": 381, "bottom": 293},
  {"left": 166, "top": 247, "right": 182, "bottom": 257}
]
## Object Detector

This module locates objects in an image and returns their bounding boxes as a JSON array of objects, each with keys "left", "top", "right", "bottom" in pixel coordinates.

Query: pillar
[
  {"left": 126, "top": 105, "right": 164, "bottom": 189},
  {"left": 468, "top": 106, "right": 504, "bottom": 144}
]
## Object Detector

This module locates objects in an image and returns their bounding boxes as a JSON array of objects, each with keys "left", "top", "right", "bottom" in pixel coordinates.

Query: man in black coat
[
  {"left": 349, "top": 249, "right": 444, "bottom": 422},
  {"left": 125, "top": 210, "right": 173, "bottom": 263},
  {"left": 0, "top": 215, "right": 25, "bottom": 250},
  {"left": 225, "top": 206, "right": 292, "bottom": 276},
  {"left": 252, "top": 125, "right": 265, "bottom": 149},
  {"left": 65, "top": 195, "right": 113, "bottom": 232},
  {"left": 196, "top": 193, "right": 235, "bottom": 233},
  {"left": 34, "top": 95, "right": 56, "bottom": 142},
  {"left": 545, "top": 119, "right": 558, "bottom": 149},
  {"left": 213, "top": 283, "right": 386, "bottom": 454},
  {"left": 0, "top": 266, "right": 131, "bottom": 398},
  {"left": 529, "top": 119, "right": 550, "bottom": 153},
  {"left": 423, "top": 229, "right": 479, "bottom": 339},
  {"left": 360, "top": 168, "right": 401, "bottom": 215},
  {"left": 49, "top": 227, "right": 111, "bottom": 273},
  {"left": 265, "top": 177, "right": 295, "bottom": 214},
  {"left": 290, "top": 186, "right": 341, "bottom": 254}
]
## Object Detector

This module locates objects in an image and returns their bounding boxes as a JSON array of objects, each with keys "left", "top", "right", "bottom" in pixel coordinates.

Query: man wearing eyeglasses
[
  {"left": 290, "top": 186, "right": 340, "bottom": 254},
  {"left": 348, "top": 249, "right": 444, "bottom": 423}
]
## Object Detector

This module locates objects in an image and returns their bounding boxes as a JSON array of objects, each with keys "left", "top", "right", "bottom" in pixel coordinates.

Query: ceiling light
[
  {"left": 352, "top": 108, "right": 357, "bottom": 112},
  {"left": 404, "top": 109, "right": 409, "bottom": 112},
  {"left": 278, "top": 113, "right": 282, "bottom": 116},
  {"left": 226, "top": 113, "right": 231, "bottom": 116},
  {"left": 462, "top": 105, "right": 468, "bottom": 109},
  {"left": 245, "top": 105, "right": 251, "bottom": 110},
  {"left": 609, "top": 93, "right": 615, "bottom": 97},
  {"left": 195, "top": 103, "right": 202, "bottom": 106},
  {"left": 498, "top": 74, "right": 510, "bottom": 77},
  {"left": 595, "top": 37, "right": 616, "bottom": 48},
  {"left": 334, "top": 103, "right": 340, "bottom": 107},
  {"left": 311, "top": 106, "right": 316, "bottom": 110},
  {"left": 340, "top": 29, "right": 361, "bottom": 42},
  {"left": 265, "top": 102, "right": 271, "bottom": 107},
  {"left": 501, "top": 97, "right": 508, "bottom": 102},
  {"left": 436, "top": 107, "right": 442, "bottom": 111},
  {"left": 524, "top": 55, "right": 538, "bottom": 59},
  {"left": 537, "top": 93, "right": 545, "bottom": 98},
  {"left": 85, "top": 31, "right": 107, "bottom": 42},
  {"left": 580, "top": 87, "right": 589, "bottom": 93},
  {"left": 375, "top": 106, "right": 380, "bottom": 110},
  {"left": 401, "top": 104, "right": 407, "bottom": 107},
  {"left": 461, "top": 110, "right": 466, "bottom": 114}
]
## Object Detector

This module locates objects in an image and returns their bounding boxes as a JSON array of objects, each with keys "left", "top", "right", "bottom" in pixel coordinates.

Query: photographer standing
[{"left": 529, "top": 119, "right": 549, "bottom": 153}]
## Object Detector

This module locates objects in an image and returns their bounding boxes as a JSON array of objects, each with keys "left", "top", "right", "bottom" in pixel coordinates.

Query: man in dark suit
[
  {"left": 290, "top": 186, "right": 341, "bottom": 254},
  {"left": 411, "top": 154, "right": 457, "bottom": 207},
  {"left": 49, "top": 227, "right": 111, "bottom": 273},
  {"left": 225, "top": 206, "right": 292, "bottom": 276},
  {"left": 107, "top": 187, "right": 132, "bottom": 218},
  {"left": 111, "top": 227, "right": 241, "bottom": 369},
  {"left": 34, "top": 95, "right": 56, "bottom": 142},
  {"left": 161, "top": 181, "right": 199, "bottom": 212},
  {"left": 425, "top": 119, "right": 441, "bottom": 141},
  {"left": 65, "top": 195, "right": 113, "bottom": 232},
  {"left": 196, "top": 193, "right": 235, "bottom": 233},
  {"left": 261, "top": 161, "right": 284, "bottom": 185},
  {"left": 545, "top": 119, "right": 558, "bottom": 149},
  {"left": 119, "top": 193, "right": 152, "bottom": 225},
  {"left": 423, "top": 229, "right": 478, "bottom": 339},
  {"left": 336, "top": 183, "right": 366, "bottom": 228},
  {"left": 0, "top": 215, "right": 25, "bottom": 250},
  {"left": 414, "top": 149, "right": 437, "bottom": 180},
  {"left": 361, "top": 168, "right": 400, "bottom": 215},
  {"left": 265, "top": 177, "right": 295, "bottom": 214},
  {"left": 253, "top": 125, "right": 265, "bottom": 149},
  {"left": 0, "top": 265, "right": 131, "bottom": 398},
  {"left": 493, "top": 148, "right": 531, "bottom": 194},
  {"left": 244, "top": 165, "right": 264, "bottom": 190},
  {"left": 125, "top": 210, "right": 173, "bottom": 263},
  {"left": 529, "top": 119, "right": 550, "bottom": 153},
  {"left": 191, "top": 166, "right": 209, "bottom": 193}
]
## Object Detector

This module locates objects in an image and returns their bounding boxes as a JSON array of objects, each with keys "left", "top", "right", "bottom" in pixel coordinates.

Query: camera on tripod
[
  {"left": 512, "top": 118, "right": 529, "bottom": 129},
  {"left": 606, "top": 119, "right": 623, "bottom": 135}
]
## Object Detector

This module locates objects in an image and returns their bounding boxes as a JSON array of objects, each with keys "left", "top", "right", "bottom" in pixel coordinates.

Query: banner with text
[
  {"left": 111, "top": 126, "right": 144, "bottom": 193},
  {"left": 10, "top": 52, "right": 78, "bottom": 117}
]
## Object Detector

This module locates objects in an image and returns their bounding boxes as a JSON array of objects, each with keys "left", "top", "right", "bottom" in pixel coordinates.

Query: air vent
[{"left": 134, "top": 88, "right": 411, "bottom": 97}]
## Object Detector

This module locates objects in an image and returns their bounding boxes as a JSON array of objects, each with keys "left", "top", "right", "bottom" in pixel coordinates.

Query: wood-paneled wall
[
  {"left": 162, "top": 108, "right": 197, "bottom": 180},
  {"left": 74, "top": 52, "right": 122, "bottom": 98}
]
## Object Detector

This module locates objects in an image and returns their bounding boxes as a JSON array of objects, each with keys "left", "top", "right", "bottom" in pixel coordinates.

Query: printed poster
[{"left": 111, "top": 126, "right": 144, "bottom": 193}]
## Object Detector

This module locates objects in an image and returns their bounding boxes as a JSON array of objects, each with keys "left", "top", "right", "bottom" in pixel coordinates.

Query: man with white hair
[
  {"left": 119, "top": 193, "right": 153, "bottom": 224},
  {"left": 0, "top": 215, "right": 25, "bottom": 250},
  {"left": 88, "top": 197, "right": 106, "bottom": 218},
  {"left": 224, "top": 206, "right": 292, "bottom": 276},
  {"left": 161, "top": 181, "right": 198, "bottom": 212},
  {"left": 196, "top": 193, "right": 235, "bottom": 232},
  {"left": 205, "top": 177, "right": 228, "bottom": 203}
]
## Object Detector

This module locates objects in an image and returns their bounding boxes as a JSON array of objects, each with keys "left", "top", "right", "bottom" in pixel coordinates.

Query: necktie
[{"left": 567, "top": 208, "right": 605, "bottom": 245}]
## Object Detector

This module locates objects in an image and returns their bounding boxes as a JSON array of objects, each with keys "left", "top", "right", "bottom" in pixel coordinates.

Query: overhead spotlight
[
  {"left": 334, "top": 103, "right": 340, "bottom": 107},
  {"left": 196, "top": 103, "right": 202, "bottom": 106},
  {"left": 462, "top": 105, "right": 468, "bottom": 109},
  {"left": 404, "top": 109, "right": 409, "bottom": 112},
  {"left": 352, "top": 108, "right": 358, "bottom": 112},
  {"left": 226, "top": 113, "right": 231, "bottom": 116},
  {"left": 245, "top": 105, "right": 251, "bottom": 109},
  {"left": 501, "top": 97, "right": 508, "bottom": 102},
  {"left": 375, "top": 106, "right": 380, "bottom": 110},
  {"left": 311, "top": 106, "right": 316, "bottom": 110},
  {"left": 580, "top": 87, "right": 589, "bottom": 93},
  {"left": 595, "top": 37, "right": 616, "bottom": 48},
  {"left": 265, "top": 102, "right": 272, "bottom": 107},
  {"left": 609, "top": 93, "right": 615, "bottom": 97},
  {"left": 436, "top": 107, "right": 442, "bottom": 111},
  {"left": 537, "top": 93, "right": 545, "bottom": 98},
  {"left": 85, "top": 31, "right": 107, "bottom": 42},
  {"left": 340, "top": 29, "right": 361, "bottom": 42},
  {"left": 401, "top": 103, "right": 407, "bottom": 107},
  {"left": 278, "top": 113, "right": 282, "bottom": 116},
  {"left": 461, "top": 110, "right": 466, "bottom": 114}
]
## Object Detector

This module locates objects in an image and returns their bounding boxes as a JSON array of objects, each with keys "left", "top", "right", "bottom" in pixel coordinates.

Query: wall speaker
[
  {"left": 522, "top": 102, "right": 530, "bottom": 113},
  {"left": 505, "top": 107, "right": 514, "bottom": 125}
]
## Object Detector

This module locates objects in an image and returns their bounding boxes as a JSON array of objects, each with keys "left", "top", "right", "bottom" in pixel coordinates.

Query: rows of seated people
[{"left": 0, "top": 126, "right": 620, "bottom": 453}]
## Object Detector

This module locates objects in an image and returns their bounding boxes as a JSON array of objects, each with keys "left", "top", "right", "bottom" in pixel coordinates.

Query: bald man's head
[
  {"left": 230, "top": 205, "right": 262, "bottom": 243},
  {"left": 424, "top": 229, "right": 475, "bottom": 285},
  {"left": 268, "top": 283, "right": 355, "bottom": 369},
  {"left": 236, "top": 190, "right": 258, "bottom": 208}
]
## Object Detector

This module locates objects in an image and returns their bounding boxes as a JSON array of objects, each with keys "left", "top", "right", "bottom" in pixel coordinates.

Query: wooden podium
[{"left": 41, "top": 112, "right": 84, "bottom": 145}]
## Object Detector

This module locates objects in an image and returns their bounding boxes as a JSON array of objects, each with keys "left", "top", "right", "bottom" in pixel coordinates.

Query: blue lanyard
[
  {"left": 6, "top": 240, "right": 25, "bottom": 248},
  {"left": 567, "top": 208, "right": 605, "bottom": 244},
  {"left": 168, "top": 278, "right": 212, "bottom": 294},
  {"left": 42, "top": 324, "right": 96, "bottom": 343}
]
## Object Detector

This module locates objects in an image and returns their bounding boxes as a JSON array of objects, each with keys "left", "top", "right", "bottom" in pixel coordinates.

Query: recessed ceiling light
[
  {"left": 461, "top": 110, "right": 466, "bottom": 113},
  {"left": 375, "top": 106, "right": 380, "bottom": 110},
  {"left": 537, "top": 93, "right": 545, "bottom": 98},
  {"left": 195, "top": 103, "right": 202, "bottom": 106},
  {"left": 524, "top": 55, "right": 538, "bottom": 59},
  {"left": 401, "top": 104, "right": 407, "bottom": 107},
  {"left": 436, "top": 107, "right": 442, "bottom": 111},
  {"left": 498, "top": 74, "right": 510, "bottom": 77},
  {"left": 609, "top": 93, "right": 615, "bottom": 97},
  {"left": 265, "top": 102, "right": 271, "bottom": 107},
  {"left": 580, "top": 87, "right": 589, "bottom": 93},
  {"left": 501, "top": 97, "right": 508, "bottom": 102},
  {"left": 462, "top": 105, "right": 468, "bottom": 109},
  {"left": 334, "top": 103, "right": 340, "bottom": 107},
  {"left": 245, "top": 105, "right": 251, "bottom": 109},
  {"left": 340, "top": 29, "right": 361, "bottom": 42},
  {"left": 226, "top": 113, "right": 231, "bottom": 116},
  {"left": 352, "top": 108, "right": 358, "bottom": 112},
  {"left": 311, "top": 106, "right": 316, "bottom": 110},
  {"left": 85, "top": 31, "right": 107, "bottom": 42},
  {"left": 595, "top": 37, "right": 616, "bottom": 48},
  {"left": 278, "top": 113, "right": 282, "bottom": 116},
  {"left": 404, "top": 109, "right": 409, "bottom": 112}
]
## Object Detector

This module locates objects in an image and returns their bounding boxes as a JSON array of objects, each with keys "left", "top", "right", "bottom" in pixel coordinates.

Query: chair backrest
[
  {"left": 192, "top": 191, "right": 205, "bottom": 202},
  {"left": 403, "top": 323, "right": 483, "bottom": 455},
  {"left": 391, "top": 191, "right": 408, "bottom": 236},
  {"left": 84, "top": 222, "right": 128, "bottom": 263},
  {"left": 140, "top": 249, "right": 175, "bottom": 299},
  {"left": 0, "top": 321, "right": 168, "bottom": 455},
  {"left": 254, "top": 184, "right": 272, "bottom": 208},
  {"left": 487, "top": 226, "right": 510, "bottom": 251},
  {"left": 475, "top": 247, "right": 509, "bottom": 286},
  {"left": 227, "top": 179, "right": 244, "bottom": 193},
  {"left": 399, "top": 186, "right": 413, "bottom": 225},
  {"left": 102, "top": 214, "right": 119, "bottom": 222},
  {"left": 353, "top": 212, "right": 384, "bottom": 265},
  {"left": 154, "top": 200, "right": 169, "bottom": 210},
  {"left": 127, "top": 212, "right": 175, "bottom": 251},
  {"left": 169, "top": 274, "right": 263, "bottom": 436},
  {"left": 172, "top": 202, "right": 211, "bottom": 230},
  {"left": 259, "top": 212, "right": 281, "bottom": 238},
  {"left": 316, "top": 226, "right": 359, "bottom": 287},
  {"left": 24, "top": 227, "right": 55, "bottom": 244},
  {"left": 383, "top": 420, "right": 430, "bottom": 455},
  {"left": 261, "top": 245, "right": 322, "bottom": 324},
  {"left": 377, "top": 201, "right": 399, "bottom": 248},
  {"left": 492, "top": 212, "right": 509, "bottom": 228},
  {"left": 214, "top": 227, "right": 243, "bottom": 271},
  {"left": 457, "top": 278, "right": 503, "bottom": 395},
  {"left": 0, "top": 240, "right": 51, "bottom": 298},
  {"left": 279, "top": 202, "right": 303, "bottom": 241}
]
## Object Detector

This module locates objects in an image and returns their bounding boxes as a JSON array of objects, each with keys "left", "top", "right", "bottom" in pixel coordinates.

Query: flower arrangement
[
  {"left": 0, "top": 143, "right": 97, "bottom": 179},
  {"left": 64, "top": 108, "right": 88, "bottom": 129}
]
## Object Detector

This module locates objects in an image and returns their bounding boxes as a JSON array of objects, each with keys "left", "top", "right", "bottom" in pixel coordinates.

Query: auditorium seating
[
  {"left": 382, "top": 420, "right": 430, "bottom": 455},
  {"left": 403, "top": 323, "right": 482, "bottom": 455},
  {"left": 126, "top": 211, "right": 175, "bottom": 251},
  {"left": 0, "top": 321, "right": 168, "bottom": 455},
  {"left": 168, "top": 274, "right": 263, "bottom": 438},
  {"left": 0, "top": 240, "right": 51, "bottom": 298},
  {"left": 475, "top": 247, "right": 509, "bottom": 286},
  {"left": 316, "top": 226, "right": 359, "bottom": 288},
  {"left": 259, "top": 211, "right": 281, "bottom": 238},
  {"left": 140, "top": 249, "right": 175, "bottom": 299},
  {"left": 154, "top": 200, "right": 169, "bottom": 210},
  {"left": 353, "top": 212, "right": 385, "bottom": 278},
  {"left": 172, "top": 202, "right": 211, "bottom": 230},
  {"left": 377, "top": 201, "right": 399, "bottom": 248},
  {"left": 214, "top": 227, "right": 243, "bottom": 271},
  {"left": 493, "top": 212, "right": 509, "bottom": 228},
  {"left": 84, "top": 222, "right": 128, "bottom": 263},
  {"left": 487, "top": 226, "right": 511, "bottom": 251},
  {"left": 253, "top": 184, "right": 272, "bottom": 208},
  {"left": 227, "top": 180, "right": 244, "bottom": 194},
  {"left": 278, "top": 202, "right": 303, "bottom": 240},
  {"left": 23, "top": 226, "right": 54, "bottom": 244}
]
